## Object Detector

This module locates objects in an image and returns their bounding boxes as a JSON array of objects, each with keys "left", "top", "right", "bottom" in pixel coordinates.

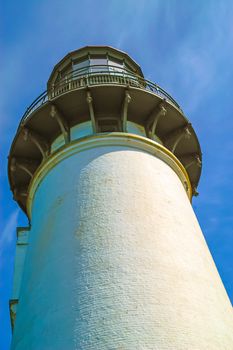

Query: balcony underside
[{"left": 8, "top": 83, "right": 202, "bottom": 215}]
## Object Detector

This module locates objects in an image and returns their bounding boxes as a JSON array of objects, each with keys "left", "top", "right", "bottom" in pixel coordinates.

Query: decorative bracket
[
  {"left": 121, "top": 90, "right": 131, "bottom": 132},
  {"left": 164, "top": 124, "right": 192, "bottom": 154},
  {"left": 183, "top": 154, "right": 202, "bottom": 170},
  {"left": 50, "top": 105, "right": 70, "bottom": 144},
  {"left": 172, "top": 127, "right": 191, "bottom": 153},
  {"left": 86, "top": 90, "right": 97, "bottom": 133},
  {"left": 192, "top": 186, "right": 199, "bottom": 197},
  {"left": 10, "top": 158, "right": 33, "bottom": 178},
  {"left": 13, "top": 187, "right": 28, "bottom": 201},
  {"left": 10, "top": 157, "right": 39, "bottom": 178},
  {"left": 22, "top": 128, "right": 49, "bottom": 159},
  {"left": 146, "top": 103, "right": 166, "bottom": 140}
]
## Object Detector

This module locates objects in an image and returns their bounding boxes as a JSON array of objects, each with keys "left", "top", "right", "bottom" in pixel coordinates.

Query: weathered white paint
[{"left": 11, "top": 135, "right": 233, "bottom": 350}]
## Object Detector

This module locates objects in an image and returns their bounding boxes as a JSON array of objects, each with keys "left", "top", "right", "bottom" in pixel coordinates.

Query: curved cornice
[{"left": 27, "top": 133, "right": 192, "bottom": 219}]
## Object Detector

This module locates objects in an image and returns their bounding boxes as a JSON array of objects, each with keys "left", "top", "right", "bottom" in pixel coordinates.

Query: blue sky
[{"left": 1, "top": 0, "right": 233, "bottom": 348}]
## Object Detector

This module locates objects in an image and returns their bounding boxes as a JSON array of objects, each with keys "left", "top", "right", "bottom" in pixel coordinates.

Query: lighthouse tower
[{"left": 9, "top": 46, "right": 233, "bottom": 349}]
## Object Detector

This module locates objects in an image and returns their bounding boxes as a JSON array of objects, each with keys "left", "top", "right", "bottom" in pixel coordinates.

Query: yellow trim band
[{"left": 26, "top": 133, "right": 192, "bottom": 219}]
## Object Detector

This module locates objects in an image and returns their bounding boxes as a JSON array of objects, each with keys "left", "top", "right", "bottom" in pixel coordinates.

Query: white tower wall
[{"left": 11, "top": 134, "right": 233, "bottom": 350}]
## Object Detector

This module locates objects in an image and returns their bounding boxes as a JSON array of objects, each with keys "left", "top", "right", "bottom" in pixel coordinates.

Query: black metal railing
[{"left": 19, "top": 65, "right": 181, "bottom": 126}]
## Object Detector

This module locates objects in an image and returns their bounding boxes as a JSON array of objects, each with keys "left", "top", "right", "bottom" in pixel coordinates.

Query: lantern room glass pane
[
  {"left": 108, "top": 59, "right": 123, "bottom": 74},
  {"left": 73, "top": 60, "right": 90, "bottom": 76},
  {"left": 90, "top": 58, "right": 108, "bottom": 72}
]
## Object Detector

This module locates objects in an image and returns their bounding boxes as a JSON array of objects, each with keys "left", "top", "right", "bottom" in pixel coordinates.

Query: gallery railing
[{"left": 20, "top": 65, "right": 181, "bottom": 126}]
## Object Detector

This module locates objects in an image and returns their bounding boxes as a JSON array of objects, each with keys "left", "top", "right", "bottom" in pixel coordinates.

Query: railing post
[{"left": 19, "top": 65, "right": 182, "bottom": 127}]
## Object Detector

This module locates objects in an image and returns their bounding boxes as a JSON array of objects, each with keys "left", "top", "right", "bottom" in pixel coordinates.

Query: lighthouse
[{"left": 9, "top": 46, "right": 233, "bottom": 349}]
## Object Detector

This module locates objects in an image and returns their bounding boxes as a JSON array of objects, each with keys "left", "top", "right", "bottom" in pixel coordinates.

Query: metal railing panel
[{"left": 19, "top": 65, "right": 181, "bottom": 127}]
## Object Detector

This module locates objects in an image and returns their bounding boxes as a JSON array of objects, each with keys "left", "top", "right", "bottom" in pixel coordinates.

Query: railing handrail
[
  {"left": 52, "top": 64, "right": 145, "bottom": 87},
  {"left": 19, "top": 65, "right": 181, "bottom": 127}
]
